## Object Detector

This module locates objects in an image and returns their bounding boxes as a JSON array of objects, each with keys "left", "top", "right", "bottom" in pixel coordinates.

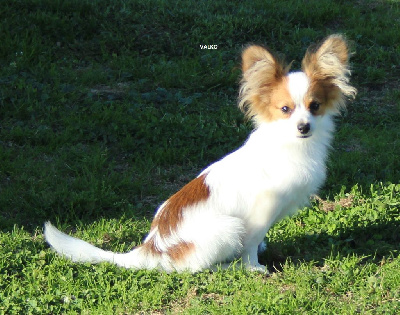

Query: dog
[{"left": 44, "top": 34, "right": 356, "bottom": 273}]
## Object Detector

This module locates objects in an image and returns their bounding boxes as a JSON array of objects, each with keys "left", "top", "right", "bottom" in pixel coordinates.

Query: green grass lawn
[{"left": 1, "top": 0, "right": 399, "bottom": 313}]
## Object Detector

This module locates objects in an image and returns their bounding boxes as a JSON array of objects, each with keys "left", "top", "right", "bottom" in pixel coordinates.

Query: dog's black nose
[{"left": 297, "top": 122, "right": 310, "bottom": 135}]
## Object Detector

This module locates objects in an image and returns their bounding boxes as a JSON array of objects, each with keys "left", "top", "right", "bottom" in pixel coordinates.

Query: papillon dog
[{"left": 44, "top": 34, "right": 356, "bottom": 273}]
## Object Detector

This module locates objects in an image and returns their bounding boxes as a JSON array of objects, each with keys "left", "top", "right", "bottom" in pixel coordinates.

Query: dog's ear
[
  {"left": 241, "top": 45, "right": 285, "bottom": 78},
  {"left": 302, "top": 34, "right": 357, "bottom": 100},
  {"left": 242, "top": 45, "right": 274, "bottom": 73},
  {"left": 239, "top": 45, "right": 288, "bottom": 122},
  {"left": 302, "top": 34, "right": 350, "bottom": 69}
]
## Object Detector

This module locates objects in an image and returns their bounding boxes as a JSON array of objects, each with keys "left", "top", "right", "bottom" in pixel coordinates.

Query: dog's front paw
[{"left": 245, "top": 262, "right": 269, "bottom": 274}]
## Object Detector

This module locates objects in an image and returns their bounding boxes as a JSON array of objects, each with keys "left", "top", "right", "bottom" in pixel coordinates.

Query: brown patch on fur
[
  {"left": 151, "top": 173, "right": 210, "bottom": 237},
  {"left": 140, "top": 237, "right": 162, "bottom": 256},
  {"left": 239, "top": 45, "right": 290, "bottom": 122},
  {"left": 261, "top": 77, "right": 294, "bottom": 121},
  {"left": 305, "top": 82, "right": 342, "bottom": 116},
  {"left": 302, "top": 34, "right": 357, "bottom": 112},
  {"left": 167, "top": 242, "right": 195, "bottom": 262},
  {"left": 245, "top": 77, "right": 296, "bottom": 122}
]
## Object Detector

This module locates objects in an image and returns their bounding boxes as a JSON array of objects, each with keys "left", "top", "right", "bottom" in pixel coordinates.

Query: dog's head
[{"left": 239, "top": 34, "right": 357, "bottom": 140}]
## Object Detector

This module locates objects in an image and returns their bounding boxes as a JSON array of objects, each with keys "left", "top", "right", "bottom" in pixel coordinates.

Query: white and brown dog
[{"left": 45, "top": 34, "right": 356, "bottom": 273}]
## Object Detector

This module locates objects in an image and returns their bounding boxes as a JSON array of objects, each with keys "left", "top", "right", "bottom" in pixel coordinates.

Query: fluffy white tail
[
  {"left": 44, "top": 222, "right": 116, "bottom": 263},
  {"left": 44, "top": 222, "right": 150, "bottom": 268}
]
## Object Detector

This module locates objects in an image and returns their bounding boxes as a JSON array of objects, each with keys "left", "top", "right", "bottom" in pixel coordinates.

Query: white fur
[
  {"left": 288, "top": 72, "right": 310, "bottom": 106},
  {"left": 44, "top": 36, "right": 354, "bottom": 273}
]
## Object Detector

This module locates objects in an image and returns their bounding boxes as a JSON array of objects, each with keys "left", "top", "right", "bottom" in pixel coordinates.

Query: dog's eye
[
  {"left": 309, "top": 101, "right": 320, "bottom": 113},
  {"left": 281, "top": 106, "right": 290, "bottom": 114}
]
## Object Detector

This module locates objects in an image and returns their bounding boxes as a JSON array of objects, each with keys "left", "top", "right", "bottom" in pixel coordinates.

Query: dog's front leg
[
  {"left": 240, "top": 225, "right": 270, "bottom": 273},
  {"left": 240, "top": 193, "right": 281, "bottom": 273}
]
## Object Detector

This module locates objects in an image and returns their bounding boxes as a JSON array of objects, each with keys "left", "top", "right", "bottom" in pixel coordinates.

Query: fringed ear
[
  {"left": 239, "top": 45, "right": 288, "bottom": 121},
  {"left": 241, "top": 45, "right": 284, "bottom": 74},
  {"left": 302, "top": 34, "right": 357, "bottom": 111}
]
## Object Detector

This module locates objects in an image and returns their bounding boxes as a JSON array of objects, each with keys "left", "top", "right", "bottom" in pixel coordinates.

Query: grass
[{"left": 1, "top": 0, "right": 399, "bottom": 313}]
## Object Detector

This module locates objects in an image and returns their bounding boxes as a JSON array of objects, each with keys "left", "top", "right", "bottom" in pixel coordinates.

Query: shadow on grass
[{"left": 260, "top": 220, "right": 400, "bottom": 273}]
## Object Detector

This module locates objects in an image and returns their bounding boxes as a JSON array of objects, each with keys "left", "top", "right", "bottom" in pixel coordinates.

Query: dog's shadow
[{"left": 259, "top": 220, "right": 400, "bottom": 273}]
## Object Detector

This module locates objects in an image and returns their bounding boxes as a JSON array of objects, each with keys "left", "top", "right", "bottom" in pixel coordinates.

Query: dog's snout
[{"left": 297, "top": 122, "right": 311, "bottom": 135}]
